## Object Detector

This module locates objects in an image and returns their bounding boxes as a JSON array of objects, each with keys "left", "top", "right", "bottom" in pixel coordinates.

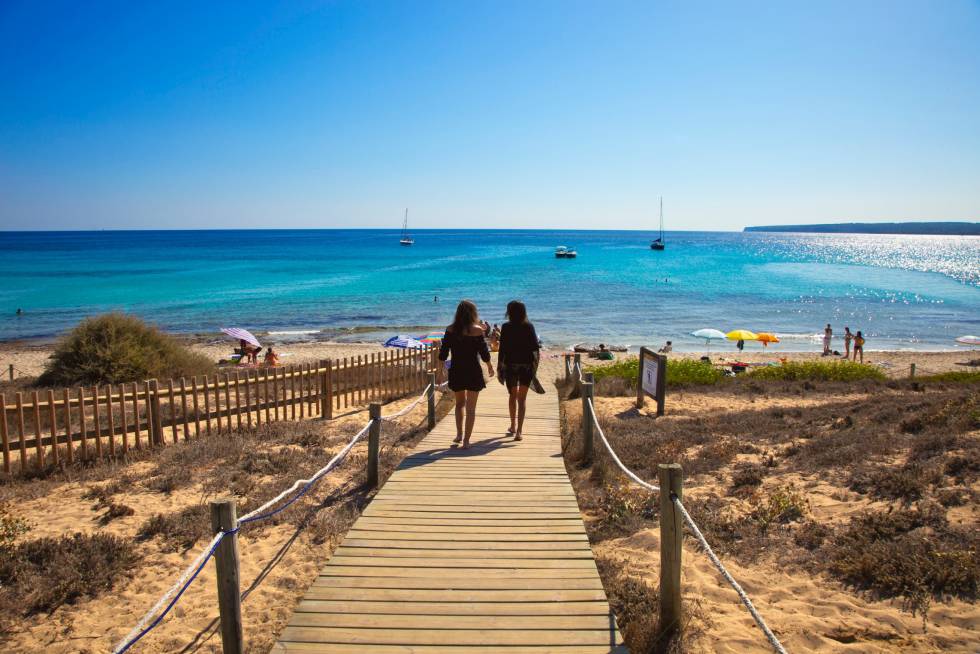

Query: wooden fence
[{"left": 0, "top": 347, "right": 438, "bottom": 474}]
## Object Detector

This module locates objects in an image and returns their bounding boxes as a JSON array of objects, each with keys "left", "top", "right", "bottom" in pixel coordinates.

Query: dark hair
[
  {"left": 448, "top": 300, "right": 479, "bottom": 334},
  {"left": 505, "top": 300, "right": 528, "bottom": 324}
]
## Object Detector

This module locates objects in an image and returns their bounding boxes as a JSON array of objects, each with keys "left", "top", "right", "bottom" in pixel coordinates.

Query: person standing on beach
[
  {"left": 843, "top": 327, "right": 853, "bottom": 358},
  {"left": 853, "top": 331, "right": 865, "bottom": 362},
  {"left": 497, "top": 300, "right": 539, "bottom": 442},
  {"left": 823, "top": 324, "right": 833, "bottom": 356},
  {"left": 438, "top": 300, "right": 494, "bottom": 449}
]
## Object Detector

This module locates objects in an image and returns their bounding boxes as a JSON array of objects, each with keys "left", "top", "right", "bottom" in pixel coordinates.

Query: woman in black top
[
  {"left": 438, "top": 300, "right": 494, "bottom": 449},
  {"left": 498, "top": 300, "right": 539, "bottom": 441}
]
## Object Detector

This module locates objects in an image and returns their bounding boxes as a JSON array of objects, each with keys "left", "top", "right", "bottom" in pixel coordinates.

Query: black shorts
[{"left": 504, "top": 364, "right": 534, "bottom": 390}]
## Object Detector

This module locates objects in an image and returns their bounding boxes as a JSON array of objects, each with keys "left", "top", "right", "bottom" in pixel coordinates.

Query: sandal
[
  {"left": 451, "top": 435, "right": 462, "bottom": 447},
  {"left": 514, "top": 434, "right": 523, "bottom": 441}
]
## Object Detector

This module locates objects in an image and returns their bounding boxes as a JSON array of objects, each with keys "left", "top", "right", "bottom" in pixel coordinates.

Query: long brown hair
[
  {"left": 505, "top": 300, "right": 528, "bottom": 324},
  {"left": 448, "top": 299, "right": 479, "bottom": 334}
]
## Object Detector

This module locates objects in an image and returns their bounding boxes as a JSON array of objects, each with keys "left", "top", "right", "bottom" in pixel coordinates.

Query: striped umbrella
[
  {"left": 221, "top": 327, "right": 261, "bottom": 348},
  {"left": 384, "top": 335, "right": 426, "bottom": 349},
  {"left": 418, "top": 331, "right": 445, "bottom": 344}
]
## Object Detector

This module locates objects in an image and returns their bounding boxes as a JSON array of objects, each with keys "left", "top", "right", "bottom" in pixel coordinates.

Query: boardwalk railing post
[
  {"left": 427, "top": 372, "right": 437, "bottom": 430},
  {"left": 573, "top": 353, "right": 581, "bottom": 379},
  {"left": 210, "top": 498, "right": 243, "bottom": 654},
  {"left": 580, "top": 373, "right": 594, "bottom": 463},
  {"left": 658, "top": 463, "right": 683, "bottom": 644},
  {"left": 149, "top": 379, "right": 164, "bottom": 446},
  {"left": 368, "top": 403, "right": 381, "bottom": 488},
  {"left": 909, "top": 363, "right": 916, "bottom": 379},
  {"left": 7, "top": 364, "right": 12, "bottom": 381}
]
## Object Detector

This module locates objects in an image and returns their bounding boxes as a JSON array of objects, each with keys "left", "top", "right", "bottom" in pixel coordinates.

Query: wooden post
[
  {"left": 573, "top": 353, "right": 581, "bottom": 380},
  {"left": 910, "top": 363, "right": 916, "bottom": 379},
  {"left": 234, "top": 372, "right": 243, "bottom": 429},
  {"left": 167, "top": 379, "right": 178, "bottom": 442},
  {"left": 637, "top": 348, "right": 667, "bottom": 416},
  {"left": 243, "top": 371, "right": 253, "bottom": 427},
  {"left": 32, "top": 391, "right": 44, "bottom": 469},
  {"left": 149, "top": 380, "right": 165, "bottom": 446},
  {"left": 580, "top": 373, "right": 594, "bottom": 463},
  {"left": 8, "top": 364, "right": 13, "bottom": 380},
  {"left": 191, "top": 377, "right": 201, "bottom": 438},
  {"left": 64, "top": 388, "right": 74, "bottom": 462},
  {"left": 223, "top": 373, "right": 233, "bottom": 428},
  {"left": 636, "top": 348, "right": 646, "bottom": 409},
  {"left": 118, "top": 384, "right": 128, "bottom": 453},
  {"left": 253, "top": 371, "right": 262, "bottom": 427},
  {"left": 105, "top": 385, "right": 116, "bottom": 457},
  {"left": 263, "top": 369, "right": 271, "bottom": 424},
  {"left": 0, "top": 394, "right": 10, "bottom": 474},
  {"left": 210, "top": 499, "right": 244, "bottom": 654},
  {"left": 427, "top": 372, "right": 437, "bottom": 430},
  {"left": 15, "top": 393, "right": 27, "bottom": 471},
  {"left": 131, "top": 382, "right": 141, "bottom": 450},
  {"left": 289, "top": 366, "right": 297, "bottom": 420},
  {"left": 658, "top": 463, "right": 684, "bottom": 643},
  {"left": 180, "top": 378, "right": 190, "bottom": 440},
  {"left": 92, "top": 386, "right": 103, "bottom": 458},
  {"left": 319, "top": 360, "right": 330, "bottom": 418},
  {"left": 367, "top": 403, "right": 381, "bottom": 489},
  {"left": 47, "top": 389, "right": 59, "bottom": 465},
  {"left": 79, "top": 387, "right": 89, "bottom": 458}
]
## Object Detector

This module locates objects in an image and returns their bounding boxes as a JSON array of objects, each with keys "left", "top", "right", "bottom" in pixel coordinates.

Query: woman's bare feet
[
  {"left": 461, "top": 438, "right": 471, "bottom": 449},
  {"left": 514, "top": 433, "right": 523, "bottom": 441}
]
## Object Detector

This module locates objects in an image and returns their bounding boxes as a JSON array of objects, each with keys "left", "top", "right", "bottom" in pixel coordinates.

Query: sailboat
[
  {"left": 650, "top": 196, "right": 665, "bottom": 250},
  {"left": 399, "top": 208, "right": 414, "bottom": 246}
]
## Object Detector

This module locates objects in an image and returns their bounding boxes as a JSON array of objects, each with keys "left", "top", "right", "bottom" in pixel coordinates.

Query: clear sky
[{"left": 1, "top": 0, "right": 978, "bottom": 231}]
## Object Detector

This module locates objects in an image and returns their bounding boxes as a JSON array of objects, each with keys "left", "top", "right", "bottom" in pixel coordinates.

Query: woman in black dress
[
  {"left": 497, "top": 300, "right": 539, "bottom": 441},
  {"left": 438, "top": 300, "right": 494, "bottom": 449}
]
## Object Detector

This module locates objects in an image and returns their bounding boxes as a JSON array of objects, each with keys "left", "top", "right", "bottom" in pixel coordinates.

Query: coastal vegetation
[
  {"left": 37, "top": 312, "right": 214, "bottom": 387},
  {"left": 561, "top": 375, "right": 980, "bottom": 652}
]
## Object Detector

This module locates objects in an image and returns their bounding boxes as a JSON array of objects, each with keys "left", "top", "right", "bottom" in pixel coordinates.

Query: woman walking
[
  {"left": 853, "top": 330, "right": 865, "bottom": 362},
  {"left": 498, "top": 300, "right": 540, "bottom": 441},
  {"left": 438, "top": 300, "right": 494, "bottom": 449}
]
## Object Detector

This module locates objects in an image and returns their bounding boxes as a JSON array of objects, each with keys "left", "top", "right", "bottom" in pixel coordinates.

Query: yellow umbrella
[
  {"left": 726, "top": 329, "right": 758, "bottom": 341},
  {"left": 756, "top": 332, "right": 780, "bottom": 344}
]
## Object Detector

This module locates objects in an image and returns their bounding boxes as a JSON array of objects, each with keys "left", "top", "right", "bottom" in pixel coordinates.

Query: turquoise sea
[{"left": 0, "top": 230, "right": 977, "bottom": 352}]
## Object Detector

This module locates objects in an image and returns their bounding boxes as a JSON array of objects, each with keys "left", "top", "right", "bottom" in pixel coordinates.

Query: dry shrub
[
  {"left": 37, "top": 313, "right": 214, "bottom": 387},
  {"left": 596, "top": 558, "right": 662, "bottom": 654},
  {"left": 729, "top": 464, "right": 765, "bottom": 494},
  {"left": 97, "top": 502, "right": 135, "bottom": 525},
  {"left": 0, "top": 533, "right": 137, "bottom": 625},
  {"left": 848, "top": 463, "right": 940, "bottom": 504},
  {"left": 824, "top": 505, "right": 979, "bottom": 617},
  {"left": 137, "top": 505, "right": 210, "bottom": 552},
  {"left": 749, "top": 485, "right": 809, "bottom": 531},
  {"left": 794, "top": 520, "right": 830, "bottom": 550},
  {"left": 144, "top": 465, "right": 194, "bottom": 494},
  {"left": 590, "top": 482, "right": 658, "bottom": 542}
]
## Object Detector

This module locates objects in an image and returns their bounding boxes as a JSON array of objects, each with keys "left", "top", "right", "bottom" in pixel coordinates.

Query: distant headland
[{"left": 744, "top": 222, "right": 980, "bottom": 236}]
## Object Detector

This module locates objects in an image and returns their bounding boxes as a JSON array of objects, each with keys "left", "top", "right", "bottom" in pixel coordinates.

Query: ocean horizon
[{"left": 1, "top": 228, "right": 977, "bottom": 353}]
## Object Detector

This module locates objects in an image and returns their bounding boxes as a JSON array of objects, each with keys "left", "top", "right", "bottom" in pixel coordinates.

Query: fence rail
[{"left": 0, "top": 347, "right": 438, "bottom": 474}]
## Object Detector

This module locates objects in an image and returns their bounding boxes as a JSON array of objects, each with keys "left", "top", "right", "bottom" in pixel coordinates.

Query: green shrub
[
  {"left": 587, "top": 357, "right": 724, "bottom": 387},
  {"left": 38, "top": 313, "right": 214, "bottom": 386},
  {"left": 917, "top": 371, "right": 980, "bottom": 384},
  {"left": 747, "top": 361, "right": 886, "bottom": 382}
]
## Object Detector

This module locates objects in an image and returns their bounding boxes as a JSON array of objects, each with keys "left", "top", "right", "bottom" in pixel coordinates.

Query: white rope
[
  {"left": 238, "top": 420, "right": 372, "bottom": 522},
  {"left": 112, "top": 531, "right": 224, "bottom": 654},
  {"left": 585, "top": 399, "right": 785, "bottom": 653},
  {"left": 672, "top": 497, "right": 788, "bottom": 654},
  {"left": 586, "top": 398, "right": 660, "bottom": 492},
  {"left": 381, "top": 383, "right": 433, "bottom": 421}
]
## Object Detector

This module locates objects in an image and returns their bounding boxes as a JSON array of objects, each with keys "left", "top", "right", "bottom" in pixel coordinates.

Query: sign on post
[{"left": 636, "top": 347, "right": 666, "bottom": 416}]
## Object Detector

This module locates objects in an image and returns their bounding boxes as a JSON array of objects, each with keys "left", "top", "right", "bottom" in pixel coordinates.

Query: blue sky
[{"left": 1, "top": 0, "right": 978, "bottom": 231}]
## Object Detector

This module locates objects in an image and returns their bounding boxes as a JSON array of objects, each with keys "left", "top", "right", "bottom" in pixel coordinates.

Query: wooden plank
[
  {"left": 223, "top": 372, "right": 232, "bottom": 430},
  {"left": 287, "top": 614, "right": 614, "bottom": 630},
  {"left": 0, "top": 394, "right": 10, "bottom": 474},
  {"left": 180, "top": 378, "right": 190, "bottom": 440},
  {"left": 234, "top": 371, "right": 243, "bottom": 429},
  {"left": 78, "top": 388, "right": 88, "bottom": 459},
  {"left": 294, "top": 598, "right": 609, "bottom": 613},
  {"left": 47, "top": 389, "right": 59, "bottom": 465},
  {"left": 278, "top": 626, "right": 620, "bottom": 646},
  {"left": 244, "top": 370, "right": 253, "bottom": 427},
  {"left": 92, "top": 386, "right": 103, "bottom": 457},
  {"left": 272, "top": 644, "right": 626, "bottom": 654},
  {"left": 168, "top": 379, "right": 178, "bottom": 442},
  {"left": 290, "top": 364, "right": 297, "bottom": 420},
  {"left": 31, "top": 391, "right": 44, "bottom": 468},
  {"left": 15, "top": 393, "right": 27, "bottom": 471},
  {"left": 131, "top": 382, "right": 141, "bottom": 450},
  {"left": 264, "top": 369, "right": 272, "bottom": 424},
  {"left": 191, "top": 377, "right": 201, "bottom": 438}
]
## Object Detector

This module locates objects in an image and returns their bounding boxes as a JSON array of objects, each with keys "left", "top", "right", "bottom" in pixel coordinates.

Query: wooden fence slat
[
  {"left": 273, "top": 368, "right": 281, "bottom": 421},
  {"left": 244, "top": 370, "right": 253, "bottom": 427},
  {"left": 234, "top": 371, "right": 243, "bottom": 429},
  {"left": 119, "top": 383, "right": 128, "bottom": 453},
  {"left": 259, "top": 369, "right": 267, "bottom": 424},
  {"left": 300, "top": 365, "right": 308, "bottom": 419},
  {"left": 92, "top": 386, "right": 103, "bottom": 458},
  {"left": 32, "top": 391, "right": 44, "bottom": 469},
  {"left": 15, "top": 393, "right": 27, "bottom": 471},
  {"left": 203, "top": 376, "right": 213, "bottom": 435},
  {"left": 131, "top": 383, "right": 141, "bottom": 450},
  {"left": 47, "top": 389, "right": 59, "bottom": 465},
  {"left": 180, "top": 378, "right": 190, "bottom": 440},
  {"left": 0, "top": 394, "right": 10, "bottom": 474},
  {"left": 78, "top": 388, "right": 88, "bottom": 459},
  {"left": 223, "top": 373, "right": 232, "bottom": 431},
  {"left": 106, "top": 384, "right": 116, "bottom": 457},
  {"left": 214, "top": 374, "right": 224, "bottom": 433},
  {"left": 191, "top": 377, "right": 201, "bottom": 438},
  {"left": 289, "top": 365, "right": 297, "bottom": 420},
  {"left": 63, "top": 388, "right": 74, "bottom": 463}
]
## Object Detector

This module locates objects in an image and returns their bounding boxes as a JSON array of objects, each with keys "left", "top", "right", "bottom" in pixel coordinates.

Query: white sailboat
[
  {"left": 399, "top": 208, "right": 414, "bottom": 246},
  {"left": 650, "top": 197, "right": 665, "bottom": 250}
]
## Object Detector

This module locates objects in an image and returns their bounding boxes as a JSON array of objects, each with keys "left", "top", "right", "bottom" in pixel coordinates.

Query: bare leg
[
  {"left": 514, "top": 384, "right": 530, "bottom": 440},
  {"left": 508, "top": 386, "right": 517, "bottom": 433},
  {"left": 453, "top": 390, "right": 466, "bottom": 444},
  {"left": 462, "top": 390, "right": 480, "bottom": 448}
]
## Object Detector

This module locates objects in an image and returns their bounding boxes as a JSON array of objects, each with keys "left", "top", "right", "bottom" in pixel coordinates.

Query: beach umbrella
[
  {"left": 691, "top": 328, "right": 726, "bottom": 355},
  {"left": 418, "top": 331, "right": 445, "bottom": 345},
  {"left": 756, "top": 332, "right": 780, "bottom": 344},
  {"left": 221, "top": 327, "right": 261, "bottom": 348},
  {"left": 726, "top": 329, "right": 758, "bottom": 342},
  {"left": 955, "top": 335, "right": 980, "bottom": 346},
  {"left": 384, "top": 335, "right": 426, "bottom": 349}
]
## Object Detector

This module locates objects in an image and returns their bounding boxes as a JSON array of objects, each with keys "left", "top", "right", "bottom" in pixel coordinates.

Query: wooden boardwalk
[{"left": 274, "top": 381, "right": 626, "bottom": 653}]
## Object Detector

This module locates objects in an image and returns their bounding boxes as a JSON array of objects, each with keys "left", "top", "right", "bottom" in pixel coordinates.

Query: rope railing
[
  {"left": 111, "top": 379, "right": 439, "bottom": 653},
  {"left": 583, "top": 395, "right": 787, "bottom": 653}
]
